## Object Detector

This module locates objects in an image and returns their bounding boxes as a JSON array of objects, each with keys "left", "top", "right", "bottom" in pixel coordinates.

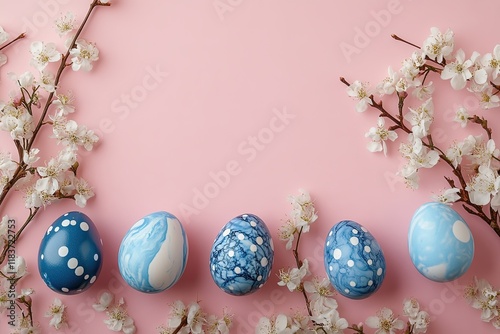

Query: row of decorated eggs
[
  {"left": 38, "top": 203, "right": 474, "bottom": 298},
  {"left": 38, "top": 211, "right": 274, "bottom": 296}
]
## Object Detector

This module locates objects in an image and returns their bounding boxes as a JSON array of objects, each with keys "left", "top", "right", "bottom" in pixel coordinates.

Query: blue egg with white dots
[
  {"left": 210, "top": 214, "right": 274, "bottom": 296},
  {"left": 324, "top": 220, "right": 386, "bottom": 299},
  {"left": 409, "top": 202, "right": 474, "bottom": 282},
  {"left": 38, "top": 211, "right": 103, "bottom": 295}
]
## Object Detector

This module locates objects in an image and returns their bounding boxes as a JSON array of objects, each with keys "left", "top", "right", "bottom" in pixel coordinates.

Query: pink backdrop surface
[{"left": 1, "top": 0, "right": 500, "bottom": 333}]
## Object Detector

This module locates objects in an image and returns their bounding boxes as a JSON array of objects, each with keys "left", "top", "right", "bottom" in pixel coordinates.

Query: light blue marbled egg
[
  {"left": 408, "top": 202, "right": 474, "bottom": 282},
  {"left": 210, "top": 214, "right": 274, "bottom": 296},
  {"left": 324, "top": 220, "right": 386, "bottom": 299},
  {"left": 38, "top": 211, "right": 103, "bottom": 295},
  {"left": 118, "top": 211, "right": 188, "bottom": 293}
]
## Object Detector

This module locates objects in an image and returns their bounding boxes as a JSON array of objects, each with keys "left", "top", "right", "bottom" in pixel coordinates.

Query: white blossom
[
  {"left": 446, "top": 137, "right": 475, "bottom": 169},
  {"left": 465, "top": 164, "right": 500, "bottom": 206},
  {"left": 304, "top": 277, "right": 337, "bottom": 315},
  {"left": 432, "top": 188, "right": 461, "bottom": 204},
  {"left": 422, "top": 27, "right": 454, "bottom": 63},
  {"left": 310, "top": 308, "right": 348, "bottom": 334},
  {"left": 365, "top": 117, "right": 398, "bottom": 156},
  {"left": 469, "top": 138, "right": 499, "bottom": 168},
  {"left": 476, "top": 86, "right": 500, "bottom": 109},
  {"left": 0, "top": 26, "right": 9, "bottom": 45},
  {"left": 52, "top": 91, "right": 75, "bottom": 115},
  {"left": 365, "top": 307, "right": 405, "bottom": 334},
  {"left": 412, "top": 81, "right": 434, "bottom": 100},
  {"left": 404, "top": 98, "right": 434, "bottom": 138},
  {"left": 70, "top": 39, "right": 99, "bottom": 72},
  {"left": 45, "top": 298, "right": 67, "bottom": 329},
  {"left": 39, "top": 70, "right": 56, "bottom": 92},
  {"left": 168, "top": 300, "right": 187, "bottom": 328},
  {"left": 74, "top": 177, "right": 94, "bottom": 208},
  {"left": 346, "top": 80, "right": 372, "bottom": 112},
  {"left": 401, "top": 51, "right": 425, "bottom": 83},
  {"left": 30, "top": 41, "right": 61, "bottom": 71},
  {"left": 481, "top": 44, "right": 500, "bottom": 84},
  {"left": 278, "top": 219, "right": 297, "bottom": 250},
  {"left": 256, "top": 314, "right": 297, "bottom": 334},
  {"left": 377, "top": 66, "right": 399, "bottom": 95},
  {"left": 454, "top": 106, "right": 469, "bottom": 128},
  {"left": 103, "top": 297, "right": 136, "bottom": 334},
  {"left": 288, "top": 189, "right": 318, "bottom": 233},
  {"left": 470, "top": 51, "right": 488, "bottom": 85},
  {"left": 441, "top": 49, "right": 473, "bottom": 90},
  {"left": 186, "top": 302, "right": 206, "bottom": 334},
  {"left": 55, "top": 12, "right": 76, "bottom": 36},
  {"left": 277, "top": 259, "right": 309, "bottom": 292},
  {"left": 93, "top": 291, "right": 114, "bottom": 312},
  {"left": 206, "top": 310, "right": 232, "bottom": 334}
]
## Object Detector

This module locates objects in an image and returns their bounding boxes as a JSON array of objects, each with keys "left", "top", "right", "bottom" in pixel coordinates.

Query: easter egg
[
  {"left": 408, "top": 202, "right": 474, "bottom": 282},
  {"left": 324, "top": 220, "right": 386, "bottom": 299},
  {"left": 38, "top": 211, "right": 103, "bottom": 294},
  {"left": 118, "top": 211, "right": 188, "bottom": 293},
  {"left": 209, "top": 214, "right": 274, "bottom": 296}
]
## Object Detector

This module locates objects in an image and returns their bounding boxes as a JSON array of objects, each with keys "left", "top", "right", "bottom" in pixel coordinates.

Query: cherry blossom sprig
[
  {"left": 0, "top": 0, "right": 110, "bottom": 265},
  {"left": 257, "top": 190, "right": 430, "bottom": 334},
  {"left": 464, "top": 277, "right": 500, "bottom": 329},
  {"left": 259, "top": 190, "right": 346, "bottom": 333},
  {"left": 156, "top": 300, "right": 233, "bottom": 334},
  {"left": 340, "top": 27, "right": 500, "bottom": 238}
]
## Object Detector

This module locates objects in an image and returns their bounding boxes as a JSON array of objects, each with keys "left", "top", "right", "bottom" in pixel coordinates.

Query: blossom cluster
[
  {"left": 156, "top": 300, "right": 232, "bottom": 334},
  {"left": 278, "top": 189, "right": 318, "bottom": 250},
  {"left": 0, "top": 22, "right": 99, "bottom": 211},
  {"left": 259, "top": 190, "right": 431, "bottom": 334},
  {"left": 93, "top": 291, "right": 137, "bottom": 334},
  {"left": 464, "top": 277, "right": 500, "bottom": 329},
  {"left": 342, "top": 27, "right": 500, "bottom": 236}
]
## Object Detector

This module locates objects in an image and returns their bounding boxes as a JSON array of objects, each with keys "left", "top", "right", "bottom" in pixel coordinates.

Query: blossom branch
[
  {"left": 340, "top": 74, "right": 500, "bottom": 237},
  {"left": 0, "top": 0, "right": 109, "bottom": 264},
  {"left": 0, "top": 32, "right": 25, "bottom": 52}
]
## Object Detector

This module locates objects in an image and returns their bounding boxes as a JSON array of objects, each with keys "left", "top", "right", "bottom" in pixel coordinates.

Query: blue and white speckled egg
[
  {"left": 210, "top": 214, "right": 274, "bottom": 296},
  {"left": 38, "top": 211, "right": 103, "bottom": 294},
  {"left": 324, "top": 220, "right": 386, "bottom": 299},
  {"left": 118, "top": 211, "right": 188, "bottom": 293},
  {"left": 408, "top": 202, "right": 474, "bottom": 282}
]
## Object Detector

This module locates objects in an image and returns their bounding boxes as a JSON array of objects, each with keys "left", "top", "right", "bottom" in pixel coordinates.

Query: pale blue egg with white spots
[
  {"left": 210, "top": 214, "right": 274, "bottom": 296},
  {"left": 118, "top": 211, "right": 188, "bottom": 293},
  {"left": 38, "top": 211, "right": 103, "bottom": 295},
  {"left": 408, "top": 202, "right": 474, "bottom": 282},
  {"left": 324, "top": 220, "right": 386, "bottom": 299}
]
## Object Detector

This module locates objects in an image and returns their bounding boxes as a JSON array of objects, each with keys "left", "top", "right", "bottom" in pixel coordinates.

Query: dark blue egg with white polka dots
[
  {"left": 209, "top": 214, "right": 274, "bottom": 296},
  {"left": 324, "top": 220, "right": 386, "bottom": 299},
  {"left": 38, "top": 211, "right": 103, "bottom": 295}
]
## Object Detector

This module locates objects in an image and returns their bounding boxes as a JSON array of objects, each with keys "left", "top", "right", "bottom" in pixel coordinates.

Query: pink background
[{"left": 1, "top": 0, "right": 500, "bottom": 333}]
